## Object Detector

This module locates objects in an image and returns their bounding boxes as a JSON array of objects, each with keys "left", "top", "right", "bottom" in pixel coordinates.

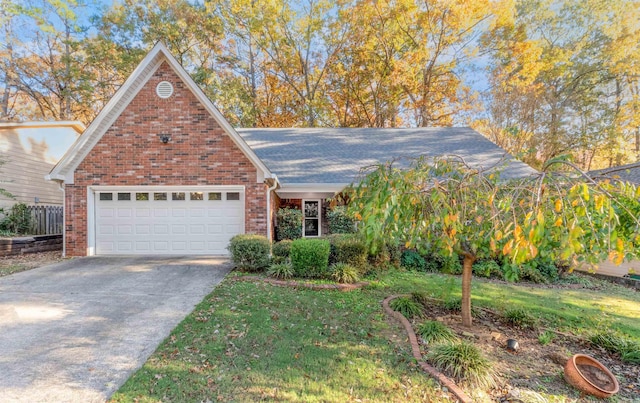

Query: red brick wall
[{"left": 65, "top": 62, "right": 267, "bottom": 256}]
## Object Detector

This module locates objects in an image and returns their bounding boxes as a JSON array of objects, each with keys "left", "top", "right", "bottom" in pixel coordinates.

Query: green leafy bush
[
  {"left": 276, "top": 208, "right": 302, "bottom": 240},
  {"left": 227, "top": 234, "right": 271, "bottom": 272},
  {"left": 415, "top": 320, "right": 458, "bottom": 344},
  {"left": 330, "top": 263, "right": 360, "bottom": 283},
  {"left": 503, "top": 308, "right": 537, "bottom": 329},
  {"left": 272, "top": 240, "right": 292, "bottom": 264},
  {"left": 473, "top": 260, "right": 500, "bottom": 278},
  {"left": 400, "top": 250, "right": 426, "bottom": 271},
  {"left": 589, "top": 330, "right": 640, "bottom": 364},
  {"left": 427, "top": 341, "right": 495, "bottom": 388},
  {"left": 327, "top": 206, "right": 356, "bottom": 234},
  {"left": 267, "top": 263, "right": 295, "bottom": 280},
  {"left": 389, "top": 296, "right": 424, "bottom": 319},
  {"left": 290, "top": 238, "right": 331, "bottom": 278},
  {"left": 0, "top": 203, "right": 33, "bottom": 235},
  {"left": 328, "top": 234, "right": 367, "bottom": 271}
]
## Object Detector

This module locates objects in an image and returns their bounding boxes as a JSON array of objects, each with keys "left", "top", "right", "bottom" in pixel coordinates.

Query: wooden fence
[{"left": 28, "top": 205, "right": 63, "bottom": 235}]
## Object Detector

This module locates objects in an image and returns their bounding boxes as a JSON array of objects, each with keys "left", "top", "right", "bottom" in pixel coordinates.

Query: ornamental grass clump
[
  {"left": 503, "top": 307, "right": 537, "bottom": 329},
  {"left": 427, "top": 341, "right": 495, "bottom": 388},
  {"left": 415, "top": 320, "right": 458, "bottom": 344},
  {"left": 390, "top": 296, "right": 424, "bottom": 319},
  {"left": 330, "top": 263, "right": 360, "bottom": 284},
  {"left": 267, "top": 263, "right": 295, "bottom": 280},
  {"left": 590, "top": 330, "right": 640, "bottom": 364}
]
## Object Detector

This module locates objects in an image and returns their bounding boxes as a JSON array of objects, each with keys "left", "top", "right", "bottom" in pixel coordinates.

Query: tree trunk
[{"left": 461, "top": 254, "right": 476, "bottom": 328}]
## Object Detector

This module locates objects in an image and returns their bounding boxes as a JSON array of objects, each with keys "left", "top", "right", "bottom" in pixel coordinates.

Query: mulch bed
[{"left": 399, "top": 297, "right": 640, "bottom": 402}]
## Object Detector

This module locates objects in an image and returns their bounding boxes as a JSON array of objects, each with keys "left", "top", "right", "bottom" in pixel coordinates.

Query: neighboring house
[
  {"left": 48, "top": 43, "right": 536, "bottom": 257},
  {"left": 588, "top": 162, "right": 640, "bottom": 184},
  {"left": 0, "top": 121, "right": 84, "bottom": 210}
]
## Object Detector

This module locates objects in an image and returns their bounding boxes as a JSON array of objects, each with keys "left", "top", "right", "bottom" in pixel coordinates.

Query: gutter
[{"left": 265, "top": 174, "right": 279, "bottom": 242}]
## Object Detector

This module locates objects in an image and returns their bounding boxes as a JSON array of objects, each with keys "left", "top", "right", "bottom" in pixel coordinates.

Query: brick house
[{"left": 48, "top": 43, "right": 535, "bottom": 257}]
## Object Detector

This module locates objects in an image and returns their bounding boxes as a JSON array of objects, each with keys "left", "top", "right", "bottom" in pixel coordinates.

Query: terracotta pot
[{"left": 563, "top": 354, "right": 619, "bottom": 399}]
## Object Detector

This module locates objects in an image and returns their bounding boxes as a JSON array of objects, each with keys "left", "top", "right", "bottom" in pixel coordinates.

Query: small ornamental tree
[{"left": 349, "top": 156, "right": 640, "bottom": 327}]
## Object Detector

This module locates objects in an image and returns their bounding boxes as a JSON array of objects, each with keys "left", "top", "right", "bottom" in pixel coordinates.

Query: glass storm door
[{"left": 303, "top": 200, "right": 320, "bottom": 237}]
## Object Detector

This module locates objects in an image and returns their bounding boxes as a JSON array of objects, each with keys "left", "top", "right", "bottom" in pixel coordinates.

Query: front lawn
[{"left": 109, "top": 269, "right": 640, "bottom": 402}]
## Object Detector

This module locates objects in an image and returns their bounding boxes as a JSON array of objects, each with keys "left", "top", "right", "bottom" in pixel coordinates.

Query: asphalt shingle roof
[
  {"left": 588, "top": 162, "right": 640, "bottom": 184},
  {"left": 237, "top": 127, "right": 537, "bottom": 185}
]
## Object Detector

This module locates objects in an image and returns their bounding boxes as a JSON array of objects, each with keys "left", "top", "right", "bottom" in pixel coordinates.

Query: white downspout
[
  {"left": 265, "top": 174, "right": 279, "bottom": 242},
  {"left": 57, "top": 182, "right": 66, "bottom": 257}
]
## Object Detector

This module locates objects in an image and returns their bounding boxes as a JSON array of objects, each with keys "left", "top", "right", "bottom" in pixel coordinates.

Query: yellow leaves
[
  {"left": 354, "top": 212, "right": 362, "bottom": 220},
  {"left": 495, "top": 230, "right": 503, "bottom": 241},
  {"left": 514, "top": 224, "right": 522, "bottom": 238},
  {"left": 554, "top": 217, "right": 563, "bottom": 227},
  {"left": 594, "top": 194, "right": 604, "bottom": 211},
  {"left": 554, "top": 199, "right": 562, "bottom": 213},
  {"left": 502, "top": 239, "right": 514, "bottom": 255}
]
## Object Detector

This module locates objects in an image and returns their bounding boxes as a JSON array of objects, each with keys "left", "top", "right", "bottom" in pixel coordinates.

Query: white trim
[
  {"left": 302, "top": 199, "right": 322, "bottom": 237},
  {"left": 87, "top": 189, "right": 96, "bottom": 256},
  {"left": 0, "top": 121, "right": 85, "bottom": 133},
  {"left": 87, "top": 185, "right": 246, "bottom": 256},
  {"left": 48, "top": 42, "right": 271, "bottom": 184},
  {"left": 277, "top": 183, "right": 347, "bottom": 194},
  {"left": 265, "top": 175, "right": 279, "bottom": 241}
]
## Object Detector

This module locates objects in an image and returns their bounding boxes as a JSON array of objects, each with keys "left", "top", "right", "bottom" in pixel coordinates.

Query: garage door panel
[
  {"left": 95, "top": 187, "right": 244, "bottom": 255},
  {"left": 208, "top": 224, "right": 223, "bottom": 234},
  {"left": 99, "top": 208, "right": 114, "bottom": 218},
  {"left": 117, "top": 225, "right": 133, "bottom": 234},
  {"left": 135, "top": 241, "right": 150, "bottom": 251},
  {"left": 190, "top": 224, "right": 205, "bottom": 234},
  {"left": 172, "top": 209, "right": 186, "bottom": 217},
  {"left": 154, "top": 209, "right": 168, "bottom": 217},
  {"left": 136, "top": 208, "right": 150, "bottom": 217},
  {"left": 190, "top": 208, "right": 205, "bottom": 217},
  {"left": 135, "top": 224, "right": 150, "bottom": 234},
  {"left": 172, "top": 225, "right": 186, "bottom": 234}
]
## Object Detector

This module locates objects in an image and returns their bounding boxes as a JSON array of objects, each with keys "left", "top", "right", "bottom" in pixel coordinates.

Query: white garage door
[{"left": 94, "top": 187, "right": 244, "bottom": 255}]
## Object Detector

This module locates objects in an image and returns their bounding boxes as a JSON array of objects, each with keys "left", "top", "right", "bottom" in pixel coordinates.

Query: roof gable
[{"left": 48, "top": 43, "right": 271, "bottom": 184}]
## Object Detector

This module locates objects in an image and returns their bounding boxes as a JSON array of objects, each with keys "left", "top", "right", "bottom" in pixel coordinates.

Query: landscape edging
[{"left": 382, "top": 295, "right": 472, "bottom": 403}]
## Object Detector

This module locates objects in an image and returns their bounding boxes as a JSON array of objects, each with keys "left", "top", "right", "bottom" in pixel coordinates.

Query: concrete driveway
[{"left": 0, "top": 256, "right": 231, "bottom": 402}]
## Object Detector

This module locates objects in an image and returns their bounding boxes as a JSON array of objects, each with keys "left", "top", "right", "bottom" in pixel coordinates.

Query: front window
[{"left": 303, "top": 200, "right": 320, "bottom": 237}]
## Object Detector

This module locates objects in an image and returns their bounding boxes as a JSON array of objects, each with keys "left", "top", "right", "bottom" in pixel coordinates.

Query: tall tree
[{"left": 481, "top": 0, "right": 640, "bottom": 169}]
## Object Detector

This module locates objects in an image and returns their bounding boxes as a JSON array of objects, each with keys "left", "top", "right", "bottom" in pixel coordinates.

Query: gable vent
[{"left": 156, "top": 81, "right": 174, "bottom": 98}]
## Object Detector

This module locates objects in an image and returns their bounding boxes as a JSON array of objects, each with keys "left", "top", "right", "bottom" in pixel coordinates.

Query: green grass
[{"left": 110, "top": 269, "right": 640, "bottom": 402}]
